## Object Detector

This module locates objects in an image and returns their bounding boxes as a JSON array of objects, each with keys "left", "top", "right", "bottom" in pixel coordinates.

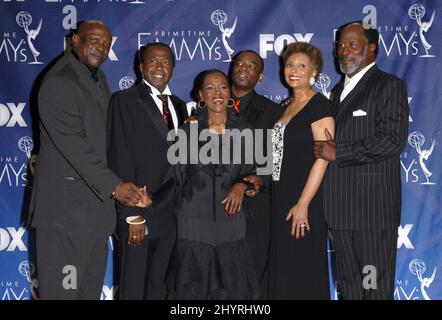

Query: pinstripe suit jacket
[{"left": 324, "top": 65, "right": 409, "bottom": 231}]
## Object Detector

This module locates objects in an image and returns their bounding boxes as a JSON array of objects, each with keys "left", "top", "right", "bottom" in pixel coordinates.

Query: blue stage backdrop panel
[{"left": 0, "top": 0, "right": 440, "bottom": 300}]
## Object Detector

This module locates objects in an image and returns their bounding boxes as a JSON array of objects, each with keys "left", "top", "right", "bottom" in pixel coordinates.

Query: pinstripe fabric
[
  {"left": 324, "top": 65, "right": 409, "bottom": 300},
  {"left": 324, "top": 65, "right": 410, "bottom": 231},
  {"left": 330, "top": 229, "right": 397, "bottom": 300}
]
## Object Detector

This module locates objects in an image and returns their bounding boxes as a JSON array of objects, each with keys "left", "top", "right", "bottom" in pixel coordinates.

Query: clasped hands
[
  {"left": 113, "top": 182, "right": 152, "bottom": 208},
  {"left": 222, "top": 175, "right": 261, "bottom": 216}
]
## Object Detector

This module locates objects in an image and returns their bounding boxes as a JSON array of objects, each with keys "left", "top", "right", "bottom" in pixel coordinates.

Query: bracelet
[{"left": 126, "top": 216, "right": 146, "bottom": 225}]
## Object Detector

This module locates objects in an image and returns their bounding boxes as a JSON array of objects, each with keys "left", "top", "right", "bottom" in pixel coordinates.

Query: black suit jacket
[
  {"left": 29, "top": 51, "right": 120, "bottom": 237},
  {"left": 107, "top": 82, "right": 187, "bottom": 239},
  {"left": 237, "top": 90, "right": 283, "bottom": 130},
  {"left": 324, "top": 65, "right": 410, "bottom": 231},
  {"left": 236, "top": 90, "right": 282, "bottom": 298}
]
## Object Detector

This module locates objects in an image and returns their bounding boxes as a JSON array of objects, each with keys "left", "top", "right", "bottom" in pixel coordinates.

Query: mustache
[{"left": 90, "top": 51, "right": 106, "bottom": 60}]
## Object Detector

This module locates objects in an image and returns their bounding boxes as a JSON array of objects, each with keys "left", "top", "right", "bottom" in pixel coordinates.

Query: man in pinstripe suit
[{"left": 313, "top": 22, "right": 409, "bottom": 299}]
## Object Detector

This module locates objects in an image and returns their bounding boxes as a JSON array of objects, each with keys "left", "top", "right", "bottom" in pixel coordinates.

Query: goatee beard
[{"left": 339, "top": 45, "right": 368, "bottom": 76}]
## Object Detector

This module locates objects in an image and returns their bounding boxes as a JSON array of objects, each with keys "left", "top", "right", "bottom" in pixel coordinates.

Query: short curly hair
[{"left": 282, "top": 42, "right": 323, "bottom": 77}]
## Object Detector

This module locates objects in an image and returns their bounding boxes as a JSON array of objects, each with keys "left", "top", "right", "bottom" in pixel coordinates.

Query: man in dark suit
[
  {"left": 29, "top": 20, "right": 142, "bottom": 300},
  {"left": 313, "top": 22, "right": 409, "bottom": 299},
  {"left": 107, "top": 42, "right": 188, "bottom": 299},
  {"left": 230, "top": 50, "right": 282, "bottom": 298}
]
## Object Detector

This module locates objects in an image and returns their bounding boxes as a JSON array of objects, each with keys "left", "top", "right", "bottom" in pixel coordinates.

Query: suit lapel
[
  {"left": 336, "top": 65, "right": 377, "bottom": 120},
  {"left": 331, "top": 82, "right": 343, "bottom": 104},
  {"left": 136, "top": 83, "right": 170, "bottom": 142},
  {"left": 170, "top": 95, "right": 186, "bottom": 126},
  {"left": 97, "top": 70, "right": 112, "bottom": 108}
]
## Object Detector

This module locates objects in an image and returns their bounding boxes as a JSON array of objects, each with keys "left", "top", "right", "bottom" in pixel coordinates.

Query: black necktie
[{"left": 157, "top": 95, "right": 174, "bottom": 130}]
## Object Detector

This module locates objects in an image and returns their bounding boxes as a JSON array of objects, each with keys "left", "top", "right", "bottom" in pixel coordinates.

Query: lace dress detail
[{"left": 272, "top": 122, "right": 287, "bottom": 181}]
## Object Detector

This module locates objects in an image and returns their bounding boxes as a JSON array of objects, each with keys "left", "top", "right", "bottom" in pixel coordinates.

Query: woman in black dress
[
  {"left": 166, "top": 70, "right": 261, "bottom": 299},
  {"left": 269, "top": 43, "right": 335, "bottom": 299}
]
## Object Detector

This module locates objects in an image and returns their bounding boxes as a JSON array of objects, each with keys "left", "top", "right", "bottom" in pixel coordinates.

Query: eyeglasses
[{"left": 335, "top": 40, "right": 362, "bottom": 51}]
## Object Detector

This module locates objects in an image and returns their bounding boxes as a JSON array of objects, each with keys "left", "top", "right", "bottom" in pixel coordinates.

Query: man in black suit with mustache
[
  {"left": 107, "top": 42, "right": 187, "bottom": 299},
  {"left": 30, "top": 20, "right": 142, "bottom": 300},
  {"left": 313, "top": 22, "right": 409, "bottom": 300}
]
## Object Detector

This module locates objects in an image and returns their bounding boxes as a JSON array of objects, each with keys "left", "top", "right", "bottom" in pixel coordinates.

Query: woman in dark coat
[{"left": 166, "top": 69, "right": 261, "bottom": 299}]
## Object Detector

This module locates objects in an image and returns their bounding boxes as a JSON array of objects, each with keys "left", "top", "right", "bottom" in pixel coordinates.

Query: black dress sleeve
[{"left": 308, "top": 93, "right": 334, "bottom": 124}]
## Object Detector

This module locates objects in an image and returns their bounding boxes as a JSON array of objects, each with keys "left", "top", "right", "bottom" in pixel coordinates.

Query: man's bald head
[{"left": 77, "top": 20, "right": 110, "bottom": 36}]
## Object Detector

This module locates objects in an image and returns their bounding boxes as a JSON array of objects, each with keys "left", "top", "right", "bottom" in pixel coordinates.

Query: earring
[
  {"left": 309, "top": 77, "right": 315, "bottom": 86},
  {"left": 227, "top": 98, "right": 235, "bottom": 108},
  {"left": 198, "top": 100, "right": 206, "bottom": 109}
]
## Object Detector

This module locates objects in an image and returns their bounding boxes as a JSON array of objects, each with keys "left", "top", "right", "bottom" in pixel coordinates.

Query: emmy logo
[
  {"left": 18, "top": 261, "right": 39, "bottom": 300},
  {"left": 408, "top": 4, "right": 436, "bottom": 58},
  {"left": 18, "top": 136, "right": 33, "bottom": 159},
  {"left": 119, "top": 76, "right": 135, "bottom": 90},
  {"left": 408, "top": 131, "right": 436, "bottom": 185},
  {"left": 16, "top": 11, "right": 43, "bottom": 64},
  {"left": 314, "top": 73, "right": 331, "bottom": 99},
  {"left": 211, "top": 10, "right": 238, "bottom": 62},
  {"left": 409, "top": 259, "right": 436, "bottom": 300}
]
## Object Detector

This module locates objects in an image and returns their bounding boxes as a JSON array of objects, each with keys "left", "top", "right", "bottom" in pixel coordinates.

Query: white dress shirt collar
[
  {"left": 142, "top": 79, "right": 178, "bottom": 131},
  {"left": 143, "top": 79, "right": 172, "bottom": 96}
]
